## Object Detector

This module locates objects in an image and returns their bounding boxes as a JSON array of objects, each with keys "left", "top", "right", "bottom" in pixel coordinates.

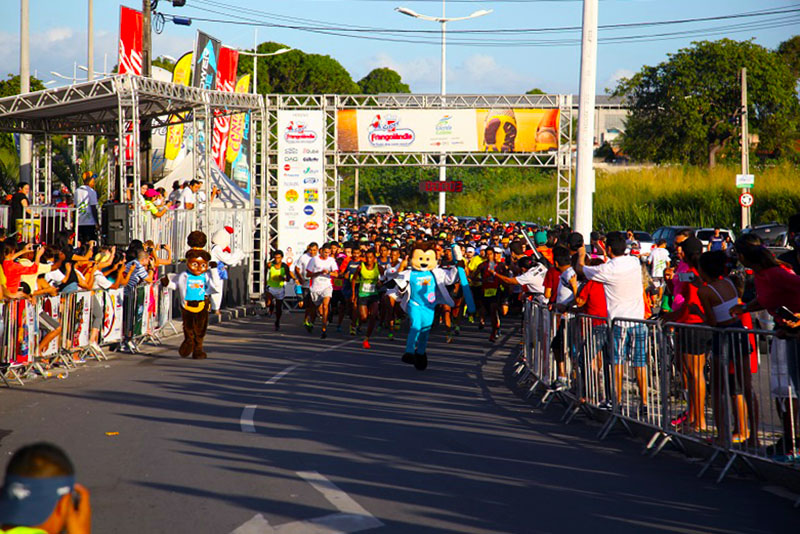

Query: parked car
[
  {"left": 743, "top": 223, "right": 787, "bottom": 246},
  {"left": 631, "top": 231, "right": 654, "bottom": 256},
  {"left": 651, "top": 226, "right": 696, "bottom": 252},
  {"left": 357, "top": 204, "right": 393, "bottom": 216},
  {"left": 695, "top": 228, "right": 734, "bottom": 249}
]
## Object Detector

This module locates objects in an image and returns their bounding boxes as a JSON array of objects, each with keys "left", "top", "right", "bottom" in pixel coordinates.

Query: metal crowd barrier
[
  {"left": 516, "top": 300, "right": 800, "bottom": 488},
  {"left": 0, "top": 282, "right": 175, "bottom": 386},
  {"left": 20, "top": 206, "right": 79, "bottom": 246},
  {"left": 0, "top": 204, "right": 8, "bottom": 230}
]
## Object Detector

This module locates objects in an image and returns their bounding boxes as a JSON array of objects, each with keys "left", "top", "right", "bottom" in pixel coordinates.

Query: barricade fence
[
  {"left": 0, "top": 282, "right": 175, "bottom": 386},
  {"left": 20, "top": 206, "right": 79, "bottom": 246},
  {"left": 517, "top": 300, "right": 800, "bottom": 484}
]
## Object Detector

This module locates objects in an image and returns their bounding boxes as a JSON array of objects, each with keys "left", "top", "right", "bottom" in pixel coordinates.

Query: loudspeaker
[{"left": 102, "top": 202, "right": 130, "bottom": 246}]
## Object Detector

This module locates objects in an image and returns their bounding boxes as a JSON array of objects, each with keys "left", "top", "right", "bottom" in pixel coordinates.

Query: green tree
[
  {"left": 0, "top": 74, "right": 45, "bottom": 154},
  {"left": 526, "top": 88, "right": 546, "bottom": 94},
  {"left": 777, "top": 35, "right": 800, "bottom": 80},
  {"left": 152, "top": 56, "right": 176, "bottom": 73},
  {"left": 237, "top": 41, "right": 360, "bottom": 94},
  {"left": 614, "top": 39, "right": 800, "bottom": 166},
  {"left": 357, "top": 68, "right": 410, "bottom": 94}
]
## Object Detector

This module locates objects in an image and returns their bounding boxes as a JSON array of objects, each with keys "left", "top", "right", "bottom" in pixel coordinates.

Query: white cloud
[
  {"left": 363, "top": 52, "right": 540, "bottom": 94},
  {"left": 0, "top": 27, "right": 192, "bottom": 83},
  {"left": 603, "top": 68, "right": 635, "bottom": 93}
]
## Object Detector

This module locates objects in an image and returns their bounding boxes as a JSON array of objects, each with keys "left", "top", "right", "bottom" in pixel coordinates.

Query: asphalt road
[{"left": 0, "top": 311, "right": 797, "bottom": 533}]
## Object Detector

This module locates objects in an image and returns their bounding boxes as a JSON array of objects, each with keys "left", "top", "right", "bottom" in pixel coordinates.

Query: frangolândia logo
[{"left": 367, "top": 114, "right": 415, "bottom": 147}]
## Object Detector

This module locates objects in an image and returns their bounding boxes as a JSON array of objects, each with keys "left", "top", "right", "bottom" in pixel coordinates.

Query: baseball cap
[
  {"left": 0, "top": 474, "right": 75, "bottom": 526},
  {"left": 493, "top": 246, "right": 504, "bottom": 254},
  {"left": 144, "top": 189, "right": 159, "bottom": 198},
  {"left": 466, "top": 246, "right": 475, "bottom": 254},
  {"left": 534, "top": 231, "right": 548, "bottom": 246}
]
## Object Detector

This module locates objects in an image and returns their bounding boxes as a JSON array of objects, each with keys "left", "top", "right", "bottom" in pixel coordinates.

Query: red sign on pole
[
  {"left": 419, "top": 181, "right": 464, "bottom": 193},
  {"left": 118, "top": 6, "right": 143, "bottom": 76},
  {"left": 211, "top": 46, "right": 239, "bottom": 169}
]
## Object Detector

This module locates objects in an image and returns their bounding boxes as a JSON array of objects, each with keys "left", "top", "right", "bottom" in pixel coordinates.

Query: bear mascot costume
[{"left": 394, "top": 241, "right": 460, "bottom": 370}]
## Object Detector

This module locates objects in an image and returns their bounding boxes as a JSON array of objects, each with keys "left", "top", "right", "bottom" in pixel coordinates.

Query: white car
[
  {"left": 696, "top": 228, "right": 734, "bottom": 249},
  {"left": 357, "top": 204, "right": 393, "bottom": 217}
]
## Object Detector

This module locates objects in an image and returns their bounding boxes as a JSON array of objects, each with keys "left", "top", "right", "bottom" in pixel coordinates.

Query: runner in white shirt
[
  {"left": 306, "top": 243, "right": 339, "bottom": 338},
  {"left": 295, "top": 243, "right": 318, "bottom": 330}
]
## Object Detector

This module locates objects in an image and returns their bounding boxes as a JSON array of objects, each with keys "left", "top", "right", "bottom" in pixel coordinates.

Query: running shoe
[
  {"left": 468, "top": 315, "right": 475, "bottom": 324},
  {"left": 554, "top": 377, "right": 569, "bottom": 391},
  {"left": 387, "top": 332, "right": 394, "bottom": 340},
  {"left": 599, "top": 399, "right": 613, "bottom": 411},
  {"left": 304, "top": 321, "right": 313, "bottom": 333},
  {"left": 394, "top": 323, "right": 401, "bottom": 331},
  {"left": 363, "top": 339, "right": 371, "bottom": 349},
  {"left": 350, "top": 326, "right": 356, "bottom": 336},
  {"left": 321, "top": 330, "right": 327, "bottom": 339},
  {"left": 489, "top": 333, "right": 496, "bottom": 343},
  {"left": 275, "top": 322, "right": 280, "bottom": 331},
  {"left": 446, "top": 333, "right": 453, "bottom": 344},
  {"left": 771, "top": 449, "right": 800, "bottom": 464}
]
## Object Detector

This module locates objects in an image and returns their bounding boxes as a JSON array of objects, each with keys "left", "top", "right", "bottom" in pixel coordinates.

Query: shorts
[
  {"left": 592, "top": 324, "right": 608, "bottom": 355},
  {"left": 90, "top": 300, "right": 103, "bottom": 331},
  {"left": 268, "top": 286, "right": 286, "bottom": 300},
  {"left": 384, "top": 288, "right": 399, "bottom": 302},
  {"left": 712, "top": 323, "right": 752, "bottom": 395},
  {"left": 358, "top": 294, "right": 380, "bottom": 308},
  {"left": 331, "top": 290, "right": 345, "bottom": 307},
  {"left": 677, "top": 326, "right": 713, "bottom": 355},
  {"left": 447, "top": 285, "right": 463, "bottom": 301},
  {"left": 612, "top": 323, "right": 648, "bottom": 368},
  {"left": 310, "top": 287, "right": 333, "bottom": 306}
]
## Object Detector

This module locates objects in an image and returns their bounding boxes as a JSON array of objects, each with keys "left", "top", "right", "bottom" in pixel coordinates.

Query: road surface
[{"left": 0, "top": 312, "right": 796, "bottom": 533}]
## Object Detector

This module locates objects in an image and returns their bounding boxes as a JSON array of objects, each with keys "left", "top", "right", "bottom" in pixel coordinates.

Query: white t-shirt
[
  {"left": 307, "top": 256, "right": 339, "bottom": 292},
  {"left": 516, "top": 264, "right": 547, "bottom": 294},
  {"left": 295, "top": 253, "right": 315, "bottom": 288},
  {"left": 556, "top": 267, "right": 577, "bottom": 305},
  {"left": 648, "top": 247, "right": 670, "bottom": 279},
  {"left": 93, "top": 271, "right": 114, "bottom": 291},
  {"left": 179, "top": 188, "right": 196, "bottom": 209},
  {"left": 583, "top": 255, "right": 644, "bottom": 320},
  {"left": 74, "top": 185, "right": 98, "bottom": 226}
]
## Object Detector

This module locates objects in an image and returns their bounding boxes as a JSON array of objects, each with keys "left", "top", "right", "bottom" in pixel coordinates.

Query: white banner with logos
[
  {"left": 277, "top": 110, "right": 326, "bottom": 266},
  {"left": 339, "top": 109, "right": 479, "bottom": 153}
]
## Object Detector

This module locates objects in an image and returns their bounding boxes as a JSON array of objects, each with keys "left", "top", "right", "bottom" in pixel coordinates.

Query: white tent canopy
[{"left": 153, "top": 151, "right": 255, "bottom": 208}]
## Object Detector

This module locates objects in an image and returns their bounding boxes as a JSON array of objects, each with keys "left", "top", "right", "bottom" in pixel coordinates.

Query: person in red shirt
[
  {"left": 543, "top": 246, "right": 568, "bottom": 304},
  {"left": 576, "top": 258, "right": 611, "bottom": 408},
  {"left": 3, "top": 242, "right": 44, "bottom": 293}
]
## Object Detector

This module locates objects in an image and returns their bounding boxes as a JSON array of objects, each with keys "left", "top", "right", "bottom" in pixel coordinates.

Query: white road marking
[
  {"left": 240, "top": 405, "right": 257, "bottom": 433},
  {"left": 265, "top": 364, "right": 299, "bottom": 385},
  {"left": 231, "top": 472, "right": 383, "bottom": 534},
  {"left": 323, "top": 340, "right": 357, "bottom": 353}
]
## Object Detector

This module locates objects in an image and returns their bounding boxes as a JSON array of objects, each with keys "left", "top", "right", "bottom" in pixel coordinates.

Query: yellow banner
[
  {"left": 226, "top": 74, "right": 251, "bottom": 164},
  {"left": 164, "top": 52, "right": 193, "bottom": 161}
]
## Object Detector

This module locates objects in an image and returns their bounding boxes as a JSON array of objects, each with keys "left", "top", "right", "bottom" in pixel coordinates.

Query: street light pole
[
  {"left": 396, "top": 3, "right": 491, "bottom": 217},
  {"left": 19, "top": 0, "right": 32, "bottom": 185},
  {"left": 88, "top": 0, "right": 94, "bottom": 149},
  {"left": 573, "top": 0, "right": 599, "bottom": 240},
  {"left": 236, "top": 43, "right": 293, "bottom": 96}
]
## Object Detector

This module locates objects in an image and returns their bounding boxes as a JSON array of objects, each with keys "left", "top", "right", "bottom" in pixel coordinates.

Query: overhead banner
[
  {"left": 118, "top": 6, "right": 143, "bottom": 75},
  {"left": 277, "top": 110, "right": 325, "bottom": 264},
  {"left": 211, "top": 46, "right": 239, "bottom": 169},
  {"left": 337, "top": 108, "right": 560, "bottom": 153},
  {"left": 226, "top": 75, "right": 250, "bottom": 163},
  {"left": 164, "top": 51, "right": 193, "bottom": 161},
  {"left": 192, "top": 31, "right": 221, "bottom": 90}
]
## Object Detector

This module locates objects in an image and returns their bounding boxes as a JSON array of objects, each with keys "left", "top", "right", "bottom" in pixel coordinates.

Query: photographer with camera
[{"left": 0, "top": 442, "right": 91, "bottom": 534}]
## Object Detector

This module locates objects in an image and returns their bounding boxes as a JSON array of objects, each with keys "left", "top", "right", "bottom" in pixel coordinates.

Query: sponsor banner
[
  {"left": 226, "top": 75, "right": 251, "bottom": 163},
  {"left": 118, "top": 6, "right": 143, "bottom": 76},
  {"left": 337, "top": 108, "right": 560, "bottom": 153},
  {"left": 211, "top": 46, "right": 239, "bottom": 169},
  {"left": 277, "top": 110, "right": 325, "bottom": 258},
  {"left": 192, "top": 31, "right": 221, "bottom": 90},
  {"left": 70, "top": 292, "right": 92, "bottom": 349},
  {"left": 476, "top": 108, "right": 559, "bottom": 153},
  {"left": 101, "top": 289, "right": 125, "bottom": 344},
  {"left": 164, "top": 51, "right": 193, "bottom": 161},
  {"left": 40, "top": 296, "right": 61, "bottom": 356},
  {"left": 230, "top": 111, "right": 251, "bottom": 193}
]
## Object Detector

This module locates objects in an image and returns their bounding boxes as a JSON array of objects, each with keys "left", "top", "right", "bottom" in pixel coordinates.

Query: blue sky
[{"left": 1, "top": 0, "right": 797, "bottom": 94}]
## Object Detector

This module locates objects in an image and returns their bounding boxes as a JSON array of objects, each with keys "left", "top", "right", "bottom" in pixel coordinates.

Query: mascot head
[
  {"left": 187, "top": 231, "right": 207, "bottom": 249},
  {"left": 409, "top": 241, "right": 438, "bottom": 272},
  {"left": 212, "top": 226, "right": 234, "bottom": 253},
  {"left": 186, "top": 248, "right": 211, "bottom": 276}
]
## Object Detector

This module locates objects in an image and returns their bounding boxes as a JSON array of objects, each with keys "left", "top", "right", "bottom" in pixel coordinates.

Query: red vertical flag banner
[
  {"left": 211, "top": 46, "right": 239, "bottom": 170},
  {"left": 118, "top": 6, "right": 143, "bottom": 75}
]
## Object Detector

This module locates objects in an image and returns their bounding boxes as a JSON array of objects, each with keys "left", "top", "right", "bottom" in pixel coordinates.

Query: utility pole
[
  {"left": 573, "top": 0, "right": 599, "bottom": 240},
  {"left": 740, "top": 67, "right": 751, "bottom": 230},
  {"left": 141, "top": 0, "right": 152, "bottom": 181},
  {"left": 354, "top": 169, "right": 359, "bottom": 209},
  {"left": 87, "top": 0, "right": 94, "bottom": 150},
  {"left": 19, "top": 0, "right": 32, "bottom": 185}
]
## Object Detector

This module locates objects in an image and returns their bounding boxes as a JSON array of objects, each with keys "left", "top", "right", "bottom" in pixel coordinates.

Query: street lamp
[
  {"left": 237, "top": 40, "right": 292, "bottom": 94},
  {"left": 396, "top": 3, "right": 492, "bottom": 217}
]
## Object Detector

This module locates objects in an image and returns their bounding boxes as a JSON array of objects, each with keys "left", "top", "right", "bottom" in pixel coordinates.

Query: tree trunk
[{"left": 708, "top": 143, "right": 722, "bottom": 167}]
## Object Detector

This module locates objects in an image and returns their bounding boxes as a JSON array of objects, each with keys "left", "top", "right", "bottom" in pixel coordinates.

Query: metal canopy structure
[{"left": 0, "top": 75, "right": 263, "bottom": 242}]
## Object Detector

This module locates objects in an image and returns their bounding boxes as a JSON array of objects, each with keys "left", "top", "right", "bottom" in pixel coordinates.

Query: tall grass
[{"left": 447, "top": 162, "right": 800, "bottom": 231}]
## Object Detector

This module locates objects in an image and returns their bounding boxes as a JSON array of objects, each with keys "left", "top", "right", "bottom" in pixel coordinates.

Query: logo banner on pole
[
  {"left": 277, "top": 110, "right": 325, "bottom": 262},
  {"left": 118, "top": 6, "right": 143, "bottom": 76},
  {"left": 192, "top": 31, "right": 221, "bottom": 90},
  {"left": 211, "top": 46, "right": 239, "bottom": 170},
  {"left": 164, "top": 51, "right": 193, "bottom": 161}
]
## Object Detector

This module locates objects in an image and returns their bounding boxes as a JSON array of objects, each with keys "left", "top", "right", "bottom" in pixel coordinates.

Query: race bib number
[
  {"left": 484, "top": 288, "right": 498, "bottom": 298},
  {"left": 362, "top": 282, "right": 376, "bottom": 294}
]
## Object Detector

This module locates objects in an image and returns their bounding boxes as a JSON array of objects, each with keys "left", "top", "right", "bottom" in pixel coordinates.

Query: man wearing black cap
[{"left": 0, "top": 442, "right": 91, "bottom": 533}]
